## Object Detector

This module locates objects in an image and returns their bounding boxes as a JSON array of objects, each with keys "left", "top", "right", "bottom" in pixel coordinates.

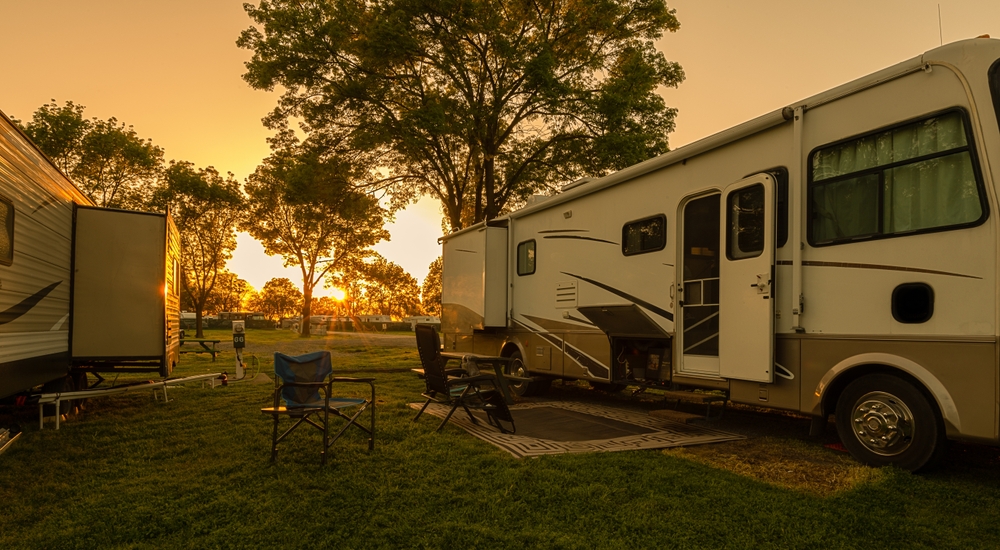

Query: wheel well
[
  {"left": 821, "top": 364, "right": 941, "bottom": 420},
  {"left": 500, "top": 342, "right": 522, "bottom": 359}
]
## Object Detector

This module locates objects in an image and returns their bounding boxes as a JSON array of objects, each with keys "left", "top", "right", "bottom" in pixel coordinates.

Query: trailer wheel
[{"left": 835, "top": 373, "right": 946, "bottom": 472}]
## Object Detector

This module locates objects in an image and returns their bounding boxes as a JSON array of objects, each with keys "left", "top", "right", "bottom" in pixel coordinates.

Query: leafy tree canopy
[
  {"left": 207, "top": 271, "right": 254, "bottom": 314},
  {"left": 240, "top": 0, "right": 683, "bottom": 231},
  {"left": 329, "top": 253, "right": 422, "bottom": 320},
  {"left": 242, "top": 135, "right": 389, "bottom": 335},
  {"left": 152, "top": 161, "right": 245, "bottom": 337},
  {"left": 250, "top": 277, "right": 303, "bottom": 321},
  {"left": 421, "top": 256, "right": 442, "bottom": 317},
  {"left": 19, "top": 100, "right": 164, "bottom": 209}
]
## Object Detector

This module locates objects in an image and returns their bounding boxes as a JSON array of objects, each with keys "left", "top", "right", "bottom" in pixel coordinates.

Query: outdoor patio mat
[{"left": 409, "top": 401, "right": 744, "bottom": 458}]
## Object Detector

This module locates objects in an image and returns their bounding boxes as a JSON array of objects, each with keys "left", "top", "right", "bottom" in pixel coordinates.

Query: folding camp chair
[
  {"left": 412, "top": 325, "right": 515, "bottom": 434},
  {"left": 261, "top": 351, "right": 375, "bottom": 465}
]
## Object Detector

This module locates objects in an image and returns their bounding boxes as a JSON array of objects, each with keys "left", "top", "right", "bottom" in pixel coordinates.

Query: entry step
[
  {"left": 649, "top": 409, "right": 704, "bottom": 424},
  {"left": 660, "top": 390, "right": 726, "bottom": 404}
]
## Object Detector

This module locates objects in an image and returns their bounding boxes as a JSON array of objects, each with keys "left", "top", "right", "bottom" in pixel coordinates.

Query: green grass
[{"left": 2, "top": 332, "right": 1000, "bottom": 549}]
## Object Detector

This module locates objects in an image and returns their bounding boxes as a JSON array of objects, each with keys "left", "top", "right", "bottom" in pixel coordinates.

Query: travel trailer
[
  {"left": 0, "top": 109, "right": 179, "bottom": 400},
  {"left": 441, "top": 37, "right": 1000, "bottom": 470}
]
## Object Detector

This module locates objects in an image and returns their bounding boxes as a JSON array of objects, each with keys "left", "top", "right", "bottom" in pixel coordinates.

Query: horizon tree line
[{"left": 15, "top": 100, "right": 436, "bottom": 337}]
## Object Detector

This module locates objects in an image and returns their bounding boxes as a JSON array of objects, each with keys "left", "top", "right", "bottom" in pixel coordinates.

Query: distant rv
[
  {"left": 441, "top": 38, "right": 1000, "bottom": 471},
  {"left": 0, "top": 109, "right": 180, "bottom": 399}
]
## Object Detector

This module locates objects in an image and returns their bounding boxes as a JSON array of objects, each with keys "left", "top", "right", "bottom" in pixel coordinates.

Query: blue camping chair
[{"left": 261, "top": 351, "right": 375, "bottom": 465}]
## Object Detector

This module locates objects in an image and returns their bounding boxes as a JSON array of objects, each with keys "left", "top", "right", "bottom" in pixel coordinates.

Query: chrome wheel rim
[
  {"left": 851, "top": 391, "right": 915, "bottom": 456},
  {"left": 509, "top": 357, "right": 529, "bottom": 393}
]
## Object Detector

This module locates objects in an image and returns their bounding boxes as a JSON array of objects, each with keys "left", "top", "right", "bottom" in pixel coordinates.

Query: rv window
[
  {"left": 0, "top": 197, "right": 12, "bottom": 266},
  {"left": 809, "top": 111, "right": 986, "bottom": 246},
  {"left": 517, "top": 240, "right": 536, "bottom": 276},
  {"left": 991, "top": 58, "right": 1000, "bottom": 148},
  {"left": 726, "top": 184, "right": 765, "bottom": 259},
  {"left": 622, "top": 215, "right": 666, "bottom": 256},
  {"left": 172, "top": 259, "right": 180, "bottom": 296}
]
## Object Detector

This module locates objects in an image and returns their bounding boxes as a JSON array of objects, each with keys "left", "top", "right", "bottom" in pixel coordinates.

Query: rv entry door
[{"left": 719, "top": 174, "right": 775, "bottom": 383}]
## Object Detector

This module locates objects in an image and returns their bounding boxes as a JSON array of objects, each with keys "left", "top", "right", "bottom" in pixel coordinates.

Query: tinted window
[
  {"left": 622, "top": 215, "right": 666, "bottom": 256},
  {"left": 809, "top": 111, "right": 986, "bottom": 246},
  {"left": 991, "top": 58, "right": 1000, "bottom": 153},
  {"left": 727, "top": 184, "right": 765, "bottom": 260},
  {"left": 0, "top": 197, "right": 12, "bottom": 266},
  {"left": 517, "top": 240, "right": 535, "bottom": 276}
]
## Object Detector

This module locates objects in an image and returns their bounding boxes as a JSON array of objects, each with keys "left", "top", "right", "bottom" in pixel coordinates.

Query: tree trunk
[
  {"left": 195, "top": 296, "right": 207, "bottom": 338},
  {"left": 300, "top": 285, "right": 313, "bottom": 338},
  {"left": 483, "top": 153, "right": 496, "bottom": 221}
]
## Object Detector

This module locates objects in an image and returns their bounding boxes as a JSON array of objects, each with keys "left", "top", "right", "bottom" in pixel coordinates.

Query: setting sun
[{"left": 329, "top": 287, "right": 346, "bottom": 301}]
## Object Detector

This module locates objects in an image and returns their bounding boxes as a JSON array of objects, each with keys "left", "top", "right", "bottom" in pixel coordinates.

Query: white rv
[
  {"left": 0, "top": 110, "right": 180, "bottom": 400},
  {"left": 441, "top": 38, "right": 1000, "bottom": 470}
]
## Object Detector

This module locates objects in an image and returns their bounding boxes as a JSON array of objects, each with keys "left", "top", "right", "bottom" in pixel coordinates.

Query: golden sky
[{"left": 2, "top": 0, "right": 999, "bottom": 292}]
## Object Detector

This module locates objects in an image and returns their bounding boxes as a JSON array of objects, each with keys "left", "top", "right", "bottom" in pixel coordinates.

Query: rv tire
[
  {"left": 505, "top": 350, "right": 549, "bottom": 397},
  {"left": 835, "top": 373, "right": 946, "bottom": 472}
]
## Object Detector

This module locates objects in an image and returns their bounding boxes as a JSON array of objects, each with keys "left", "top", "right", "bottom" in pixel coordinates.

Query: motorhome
[
  {"left": 440, "top": 37, "right": 1000, "bottom": 470},
  {"left": 0, "top": 109, "right": 179, "bottom": 400}
]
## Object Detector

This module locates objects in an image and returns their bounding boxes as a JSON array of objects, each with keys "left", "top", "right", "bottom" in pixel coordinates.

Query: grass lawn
[{"left": 2, "top": 329, "right": 999, "bottom": 549}]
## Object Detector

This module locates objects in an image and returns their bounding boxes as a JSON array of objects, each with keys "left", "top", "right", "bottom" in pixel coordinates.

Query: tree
[
  {"left": 19, "top": 100, "right": 164, "bottom": 209},
  {"left": 14, "top": 100, "right": 89, "bottom": 174},
  {"left": 250, "top": 278, "right": 303, "bottom": 321},
  {"left": 240, "top": 0, "right": 684, "bottom": 231},
  {"left": 310, "top": 296, "right": 340, "bottom": 316},
  {"left": 207, "top": 271, "right": 253, "bottom": 314},
  {"left": 152, "top": 161, "right": 245, "bottom": 337},
  {"left": 242, "top": 138, "right": 389, "bottom": 336},
  {"left": 330, "top": 254, "right": 421, "bottom": 319},
  {"left": 421, "top": 256, "right": 443, "bottom": 317}
]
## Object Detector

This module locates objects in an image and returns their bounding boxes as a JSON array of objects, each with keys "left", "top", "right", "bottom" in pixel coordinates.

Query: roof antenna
[{"left": 937, "top": 4, "right": 943, "bottom": 46}]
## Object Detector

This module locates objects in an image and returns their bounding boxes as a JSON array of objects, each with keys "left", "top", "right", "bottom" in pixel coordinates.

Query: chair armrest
[
  {"left": 445, "top": 374, "right": 497, "bottom": 387},
  {"left": 278, "top": 381, "right": 328, "bottom": 388},
  {"left": 332, "top": 377, "right": 376, "bottom": 383}
]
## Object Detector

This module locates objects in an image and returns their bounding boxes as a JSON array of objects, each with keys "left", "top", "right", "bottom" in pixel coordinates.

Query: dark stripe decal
[
  {"left": 537, "top": 229, "right": 589, "bottom": 234},
  {"left": 563, "top": 343, "right": 610, "bottom": 379},
  {"left": 563, "top": 314, "right": 595, "bottom": 326},
  {"left": 0, "top": 281, "right": 62, "bottom": 326},
  {"left": 513, "top": 320, "right": 611, "bottom": 379},
  {"left": 775, "top": 260, "right": 980, "bottom": 279},
  {"left": 561, "top": 272, "right": 674, "bottom": 322},
  {"left": 543, "top": 235, "right": 618, "bottom": 245},
  {"left": 31, "top": 197, "right": 58, "bottom": 214}
]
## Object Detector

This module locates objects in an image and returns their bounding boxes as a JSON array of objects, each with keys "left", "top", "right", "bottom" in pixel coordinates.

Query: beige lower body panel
[{"left": 781, "top": 335, "right": 996, "bottom": 442}]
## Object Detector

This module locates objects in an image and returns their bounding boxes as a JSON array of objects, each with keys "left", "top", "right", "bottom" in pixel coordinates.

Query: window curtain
[{"left": 811, "top": 113, "right": 981, "bottom": 242}]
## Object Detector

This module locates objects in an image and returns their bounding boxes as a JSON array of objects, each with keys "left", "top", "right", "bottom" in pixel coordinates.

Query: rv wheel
[
  {"left": 835, "top": 373, "right": 946, "bottom": 472},
  {"left": 506, "top": 350, "right": 546, "bottom": 397}
]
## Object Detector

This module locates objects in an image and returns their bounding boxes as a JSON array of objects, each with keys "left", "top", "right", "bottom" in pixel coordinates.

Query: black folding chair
[
  {"left": 261, "top": 351, "right": 375, "bottom": 465},
  {"left": 412, "top": 325, "right": 515, "bottom": 434}
]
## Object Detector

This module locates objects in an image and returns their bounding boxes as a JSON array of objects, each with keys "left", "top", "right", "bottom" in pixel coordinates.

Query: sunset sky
[{"left": 2, "top": 0, "right": 999, "bottom": 295}]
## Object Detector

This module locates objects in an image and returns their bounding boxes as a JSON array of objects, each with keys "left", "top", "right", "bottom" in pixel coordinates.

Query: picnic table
[{"left": 180, "top": 338, "right": 222, "bottom": 362}]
